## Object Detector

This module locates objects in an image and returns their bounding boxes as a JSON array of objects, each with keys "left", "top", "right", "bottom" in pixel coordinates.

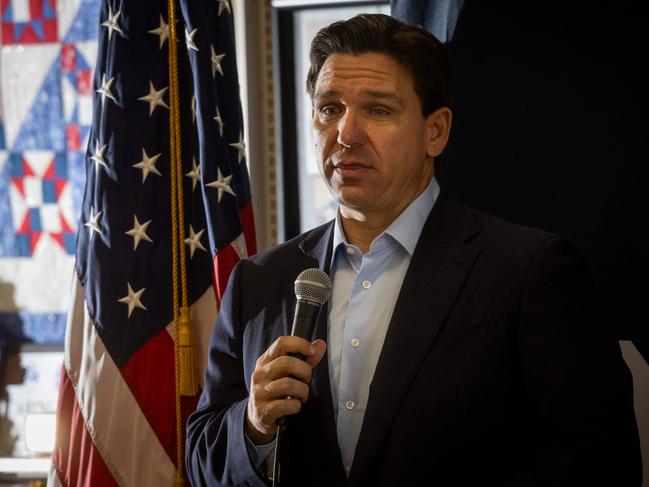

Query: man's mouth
[
  {"left": 328, "top": 157, "right": 370, "bottom": 169},
  {"left": 333, "top": 162, "right": 367, "bottom": 169},
  {"left": 331, "top": 162, "right": 371, "bottom": 177}
]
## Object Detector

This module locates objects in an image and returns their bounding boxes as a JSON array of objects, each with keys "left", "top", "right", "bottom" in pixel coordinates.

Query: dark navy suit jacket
[{"left": 186, "top": 191, "right": 641, "bottom": 486}]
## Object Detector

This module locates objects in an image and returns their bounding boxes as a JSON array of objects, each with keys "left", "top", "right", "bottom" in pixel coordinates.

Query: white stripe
[
  {"left": 65, "top": 276, "right": 176, "bottom": 486},
  {"left": 47, "top": 460, "right": 63, "bottom": 487},
  {"left": 165, "top": 285, "right": 218, "bottom": 388},
  {"left": 231, "top": 233, "right": 248, "bottom": 260}
]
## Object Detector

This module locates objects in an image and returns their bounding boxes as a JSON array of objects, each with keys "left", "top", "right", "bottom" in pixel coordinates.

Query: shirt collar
[{"left": 332, "top": 176, "right": 440, "bottom": 256}]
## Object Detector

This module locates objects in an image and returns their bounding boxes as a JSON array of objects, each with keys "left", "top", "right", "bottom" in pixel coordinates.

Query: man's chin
[{"left": 334, "top": 191, "right": 375, "bottom": 214}]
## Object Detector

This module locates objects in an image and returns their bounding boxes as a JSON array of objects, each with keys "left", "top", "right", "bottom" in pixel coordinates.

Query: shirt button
[
  {"left": 350, "top": 338, "right": 360, "bottom": 347},
  {"left": 362, "top": 280, "right": 371, "bottom": 289},
  {"left": 345, "top": 400, "right": 355, "bottom": 410},
  {"left": 345, "top": 465, "right": 351, "bottom": 473},
  {"left": 346, "top": 247, "right": 354, "bottom": 255}
]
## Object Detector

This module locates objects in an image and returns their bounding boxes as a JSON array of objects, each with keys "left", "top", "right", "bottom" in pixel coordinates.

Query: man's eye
[
  {"left": 320, "top": 106, "right": 339, "bottom": 118},
  {"left": 371, "top": 108, "right": 389, "bottom": 117}
]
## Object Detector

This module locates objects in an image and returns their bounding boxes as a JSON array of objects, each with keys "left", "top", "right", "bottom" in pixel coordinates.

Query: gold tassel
[
  {"left": 174, "top": 477, "right": 186, "bottom": 487},
  {"left": 178, "top": 306, "right": 198, "bottom": 396}
]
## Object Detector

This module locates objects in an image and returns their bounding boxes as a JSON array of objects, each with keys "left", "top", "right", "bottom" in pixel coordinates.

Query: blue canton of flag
[{"left": 50, "top": 0, "right": 256, "bottom": 485}]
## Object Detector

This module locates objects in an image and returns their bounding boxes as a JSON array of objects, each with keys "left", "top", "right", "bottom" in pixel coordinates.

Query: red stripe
[
  {"left": 213, "top": 202, "right": 257, "bottom": 303},
  {"left": 240, "top": 202, "right": 257, "bottom": 255},
  {"left": 214, "top": 245, "right": 240, "bottom": 305},
  {"left": 119, "top": 328, "right": 202, "bottom": 473},
  {"left": 119, "top": 329, "right": 177, "bottom": 466},
  {"left": 51, "top": 366, "right": 118, "bottom": 487}
]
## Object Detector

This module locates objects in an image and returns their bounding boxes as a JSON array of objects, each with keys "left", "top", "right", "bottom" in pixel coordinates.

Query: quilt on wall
[{"left": 0, "top": 0, "right": 99, "bottom": 344}]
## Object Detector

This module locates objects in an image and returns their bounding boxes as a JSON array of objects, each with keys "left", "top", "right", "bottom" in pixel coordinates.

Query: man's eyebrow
[
  {"left": 363, "top": 91, "right": 406, "bottom": 108},
  {"left": 313, "top": 89, "right": 339, "bottom": 101},
  {"left": 313, "top": 90, "right": 406, "bottom": 108}
]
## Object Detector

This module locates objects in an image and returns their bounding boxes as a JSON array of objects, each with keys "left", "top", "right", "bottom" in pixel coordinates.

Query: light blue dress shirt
[
  {"left": 327, "top": 176, "right": 439, "bottom": 475},
  {"left": 246, "top": 177, "right": 440, "bottom": 474}
]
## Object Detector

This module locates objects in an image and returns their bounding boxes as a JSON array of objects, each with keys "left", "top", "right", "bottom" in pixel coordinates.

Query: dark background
[{"left": 438, "top": 3, "right": 648, "bottom": 360}]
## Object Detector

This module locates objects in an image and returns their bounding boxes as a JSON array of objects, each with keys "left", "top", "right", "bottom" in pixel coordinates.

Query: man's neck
[
  {"left": 339, "top": 198, "right": 415, "bottom": 253},
  {"left": 338, "top": 174, "right": 435, "bottom": 253},
  {"left": 339, "top": 212, "right": 392, "bottom": 254}
]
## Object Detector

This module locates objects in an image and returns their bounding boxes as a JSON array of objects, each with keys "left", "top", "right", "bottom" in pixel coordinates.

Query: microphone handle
[
  {"left": 290, "top": 298, "right": 321, "bottom": 339},
  {"left": 276, "top": 299, "right": 321, "bottom": 428}
]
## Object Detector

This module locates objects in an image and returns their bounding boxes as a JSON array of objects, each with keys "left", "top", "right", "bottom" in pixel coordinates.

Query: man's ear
[{"left": 425, "top": 107, "right": 452, "bottom": 158}]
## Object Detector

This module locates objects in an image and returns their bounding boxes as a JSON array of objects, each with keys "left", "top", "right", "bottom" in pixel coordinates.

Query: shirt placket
[{"left": 336, "top": 247, "right": 379, "bottom": 473}]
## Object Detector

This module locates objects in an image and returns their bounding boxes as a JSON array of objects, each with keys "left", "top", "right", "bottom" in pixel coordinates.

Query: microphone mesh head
[{"left": 294, "top": 268, "right": 332, "bottom": 305}]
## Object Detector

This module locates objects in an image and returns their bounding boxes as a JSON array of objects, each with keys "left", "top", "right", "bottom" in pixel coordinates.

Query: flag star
[
  {"left": 229, "top": 131, "right": 246, "bottom": 163},
  {"left": 217, "top": 0, "right": 231, "bottom": 16},
  {"left": 191, "top": 95, "right": 197, "bottom": 124},
  {"left": 206, "top": 167, "right": 236, "bottom": 202},
  {"left": 84, "top": 206, "right": 103, "bottom": 236},
  {"left": 96, "top": 74, "right": 117, "bottom": 105},
  {"left": 125, "top": 215, "right": 153, "bottom": 250},
  {"left": 138, "top": 81, "right": 169, "bottom": 116},
  {"left": 90, "top": 141, "right": 109, "bottom": 171},
  {"left": 148, "top": 14, "right": 169, "bottom": 50},
  {"left": 185, "top": 157, "right": 201, "bottom": 191},
  {"left": 213, "top": 107, "right": 224, "bottom": 136},
  {"left": 210, "top": 46, "right": 225, "bottom": 77},
  {"left": 101, "top": 6, "right": 123, "bottom": 40},
  {"left": 117, "top": 282, "right": 147, "bottom": 318},
  {"left": 132, "top": 148, "right": 162, "bottom": 183},
  {"left": 185, "top": 27, "right": 199, "bottom": 52},
  {"left": 184, "top": 225, "right": 207, "bottom": 258}
]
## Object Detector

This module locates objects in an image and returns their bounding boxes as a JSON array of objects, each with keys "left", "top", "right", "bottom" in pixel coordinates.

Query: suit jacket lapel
[
  {"left": 349, "top": 191, "right": 482, "bottom": 484},
  {"left": 279, "top": 223, "right": 334, "bottom": 335}
]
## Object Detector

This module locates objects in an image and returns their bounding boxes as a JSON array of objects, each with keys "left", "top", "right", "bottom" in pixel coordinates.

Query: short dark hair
[{"left": 306, "top": 13, "right": 453, "bottom": 116}]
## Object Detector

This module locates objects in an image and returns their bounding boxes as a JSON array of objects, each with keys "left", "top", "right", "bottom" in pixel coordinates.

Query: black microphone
[
  {"left": 275, "top": 268, "right": 331, "bottom": 431},
  {"left": 290, "top": 268, "right": 332, "bottom": 347},
  {"left": 272, "top": 269, "right": 331, "bottom": 484}
]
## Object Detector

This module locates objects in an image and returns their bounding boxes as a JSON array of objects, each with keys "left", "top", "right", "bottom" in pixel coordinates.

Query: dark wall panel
[{"left": 439, "top": 3, "right": 648, "bottom": 354}]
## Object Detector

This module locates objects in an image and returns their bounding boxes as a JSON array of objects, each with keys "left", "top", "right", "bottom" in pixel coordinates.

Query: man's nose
[{"left": 337, "top": 111, "right": 367, "bottom": 148}]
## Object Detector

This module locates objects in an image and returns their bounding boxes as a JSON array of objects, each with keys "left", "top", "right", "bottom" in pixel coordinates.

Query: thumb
[{"left": 305, "top": 339, "right": 327, "bottom": 367}]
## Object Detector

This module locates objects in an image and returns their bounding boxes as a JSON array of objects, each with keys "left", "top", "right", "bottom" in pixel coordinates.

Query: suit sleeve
[
  {"left": 516, "top": 237, "right": 641, "bottom": 485},
  {"left": 185, "top": 260, "right": 269, "bottom": 487}
]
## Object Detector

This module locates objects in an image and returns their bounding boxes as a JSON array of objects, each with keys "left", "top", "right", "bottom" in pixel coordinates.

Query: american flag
[{"left": 49, "top": 0, "right": 256, "bottom": 485}]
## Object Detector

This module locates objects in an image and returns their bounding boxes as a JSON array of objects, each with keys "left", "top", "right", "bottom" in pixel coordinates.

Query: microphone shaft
[
  {"left": 276, "top": 299, "right": 321, "bottom": 427},
  {"left": 290, "top": 299, "right": 320, "bottom": 340}
]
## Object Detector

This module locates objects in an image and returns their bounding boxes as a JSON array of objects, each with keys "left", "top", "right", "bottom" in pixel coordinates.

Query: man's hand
[{"left": 245, "top": 336, "right": 327, "bottom": 444}]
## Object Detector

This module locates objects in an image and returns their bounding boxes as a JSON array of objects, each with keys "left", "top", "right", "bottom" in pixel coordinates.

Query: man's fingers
[
  {"left": 246, "top": 396, "right": 303, "bottom": 442},
  {"left": 264, "top": 355, "right": 313, "bottom": 383},
  {"left": 253, "top": 398, "right": 303, "bottom": 431},
  {"left": 267, "top": 397, "right": 303, "bottom": 420},
  {"left": 264, "top": 376, "right": 310, "bottom": 403},
  {"left": 304, "top": 339, "right": 327, "bottom": 367},
  {"left": 265, "top": 336, "right": 317, "bottom": 362},
  {"left": 247, "top": 337, "right": 325, "bottom": 443}
]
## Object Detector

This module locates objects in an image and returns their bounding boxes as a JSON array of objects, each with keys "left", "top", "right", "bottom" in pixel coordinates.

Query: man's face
[{"left": 311, "top": 52, "right": 449, "bottom": 220}]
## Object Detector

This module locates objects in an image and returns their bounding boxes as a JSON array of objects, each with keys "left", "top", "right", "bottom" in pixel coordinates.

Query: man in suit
[{"left": 186, "top": 14, "right": 641, "bottom": 486}]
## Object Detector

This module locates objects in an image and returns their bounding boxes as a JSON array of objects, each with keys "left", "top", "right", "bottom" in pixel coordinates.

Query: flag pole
[{"left": 167, "top": 0, "right": 197, "bottom": 484}]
